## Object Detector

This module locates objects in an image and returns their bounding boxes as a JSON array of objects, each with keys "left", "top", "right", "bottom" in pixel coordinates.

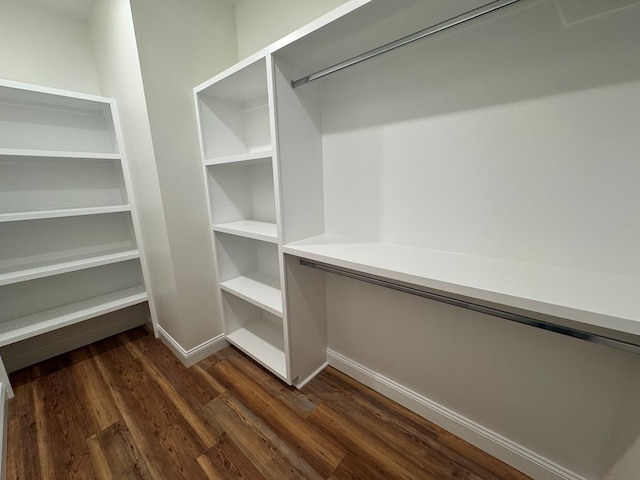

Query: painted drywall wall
[
  {"left": 89, "top": 0, "right": 182, "bottom": 336},
  {"left": 129, "top": 0, "right": 238, "bottom": 350},
  {"left": 0, "top": 0, "right": 100, "bottom": 93},
  {"left": 604, "top": 436, "right": 640, "bottom": 480},
  {"left": 233, "top": 0, "right": 349, "bottom": 58}
]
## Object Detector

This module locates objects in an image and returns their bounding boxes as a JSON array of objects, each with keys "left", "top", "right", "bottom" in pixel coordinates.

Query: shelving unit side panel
[
  {"left": 249, "top": 160, "right": 277, "bottom": 223},
  {"left": 273, "top": 58, "right": 326, "bottom": 244},
  {"left": 284, "top": 254, "right": 327, "bottom": 386},
  {"left": 243, "top": 95, "right": 272, "bottom": 154}
]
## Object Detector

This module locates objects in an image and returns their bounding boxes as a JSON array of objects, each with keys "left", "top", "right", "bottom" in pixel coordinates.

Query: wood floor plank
[
  {"left": 197, "top": 432, "right": 269, "bottom": 480},
  {"left": 7, "top": 381, "right": 41, "bottom": 480},
  {"left": 91, "top": 338, "right": 210, "bottom": 480},
  {"left": 7, "top": 327, "right": 531, "bottom": 480},
  {"left": 125, "top": 329, "right": 225, "bottom": 406},
  {"left": 317, "top": 367, "right": 526, "bottom": 480},
  {"left": 223, "top": 347, "right": 317, "bottom": 418},
  {"left": 211, "top": 357, "right": 344, "bottom": 477},
  {"left": 68, "top": 352, "right": 122, "bottom": 431},
  {"left": 306, "top": 370, "right": 483, "bottom": 480},
  {"left": 87, "top": 422, "right": 154, "bottom": 480},
  {"left": 206, "top": 393, "right": 325, "bottom": 480},
  {"left": 32, "top": 364, "right": 99, "bottom": 480},
  {"left": 127, "top": 339, "right": 222, "bottom": 449},
  {"left": 308, "top": 401, "right": 441, "bottom": 480}
]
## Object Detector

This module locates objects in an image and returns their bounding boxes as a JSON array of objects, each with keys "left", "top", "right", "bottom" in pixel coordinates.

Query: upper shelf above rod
[{"left": 291, "top": 0, "right": 525, "bottom": 88}]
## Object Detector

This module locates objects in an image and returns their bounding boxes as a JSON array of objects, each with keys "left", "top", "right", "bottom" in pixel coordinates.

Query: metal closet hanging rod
[
  {"left": 299, "top": 259, "right": 640, "bottom": 356},
  {"left": 291, "top": 0, "right": 525, "bottom": 88}
]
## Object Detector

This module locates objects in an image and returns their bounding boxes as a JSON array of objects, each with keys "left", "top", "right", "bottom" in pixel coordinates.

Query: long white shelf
[
  {"left": 203, "top": 148, "right": 273, "bottom": 166},
  {"left": 0, "top": 248, "right": 140, "bottom": 287},
  {"left": 0, "top": 148, "right": 121, "bottom": 160},
  {"left": 220, "top": 271, "right": 283, "bottom": 316},
  {"left": 226, "top": 319, "right": 287, "bottom": 380},
  {"left": 0, "top": 205, "right": 131, "bottom": 223},
  {"left": 0, "top": 285, "right": 148, "bottom": 347},
  {"left": 283, "top": 235, "right": 640, "bottom": 337},
  {"left": 213, "top": 220, "right": 278, "bottom": 243}
]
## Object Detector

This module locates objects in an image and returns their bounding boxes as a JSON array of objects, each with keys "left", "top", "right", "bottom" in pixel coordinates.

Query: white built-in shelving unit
[
  {"left": 0, "top": 80, "right": 151, "bottom": 349},
  {"left": 195, "top": 0, "right": 640, "bottom": 387},
  {"left": 195, "top": 57, "right": 293, "bottom": 382}
]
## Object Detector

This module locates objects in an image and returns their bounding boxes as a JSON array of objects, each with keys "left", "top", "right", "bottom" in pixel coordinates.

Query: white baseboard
[
  {"left": 327, "top": 349, "right": 587, "bottom": 480},
  {"left": 156, "top": 325, "right": 227, "bottom": 367}
]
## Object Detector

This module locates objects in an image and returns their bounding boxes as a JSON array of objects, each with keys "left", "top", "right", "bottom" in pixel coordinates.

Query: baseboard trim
[
  {"left": 327, "top": 349, "right": 587, "bottom": 480},
  {"left": 156, "top": 325, "right": 227, "bottom": 367}
]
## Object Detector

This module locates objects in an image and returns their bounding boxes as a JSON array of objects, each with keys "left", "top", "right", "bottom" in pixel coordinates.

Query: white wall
[
  {"left": 233, "top": 0, "right": 349, "bottom": 58},
  {"left": 0, "top": 0, "right": 100, "bottom": 93},
  {"left": 88, "top": 0, "right": 182, "bottom": 339},
  {"left": 128, "top": 0, "right": 238, "bottom": 350}
]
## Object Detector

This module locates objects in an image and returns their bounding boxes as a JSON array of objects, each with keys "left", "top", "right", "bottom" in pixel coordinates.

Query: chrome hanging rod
[
  {"left": 291, "top": 0, "right": 525, "bottom": 88},
  {"left": 299, "top": 259, "right": 640, "bottom": 356}
]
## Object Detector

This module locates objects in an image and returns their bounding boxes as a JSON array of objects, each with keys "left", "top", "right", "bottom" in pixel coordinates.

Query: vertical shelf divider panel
[{"left": 0, "top": 79, "right": 153, "bottom": 357}]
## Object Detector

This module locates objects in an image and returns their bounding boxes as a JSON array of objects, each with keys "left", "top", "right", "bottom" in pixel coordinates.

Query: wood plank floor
[{"left": 7, "top": 327, "right": 531, "bottom": 479}]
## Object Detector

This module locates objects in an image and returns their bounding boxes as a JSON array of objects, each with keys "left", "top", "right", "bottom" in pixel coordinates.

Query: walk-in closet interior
[{"left": 0, "top": 0, "right": 638, "bottom": 479}]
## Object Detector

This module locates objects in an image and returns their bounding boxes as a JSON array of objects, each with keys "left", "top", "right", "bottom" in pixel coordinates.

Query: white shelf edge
[
  {"left": 203, "top": 148, "right": 273, "bottom": 166},
  {"left": 283, "top": 237, "right": 640, "bottom": 337},
  {"left": 0, "top": 78, "right": 115, "bottom": 105},
  {"left": 0, "top": 205, "right": 131, "bottom": 223},
  {"left": 0, "top": 148, "right": 120, "bottom": 160},
  {"left": 226, "top": 320, "right": 287, "bottom": 380},
  {"left": 0, "top": 285, "right": 148, "bottom": 347},
  {"left": 220, "top": 272, "right": 283, "bottom": 317},
  {"left": 0, "top": 249, "right": 141, "bottom": 287},
  {"left": 213, "top": 220, "right": 279, "bottom": 243}
]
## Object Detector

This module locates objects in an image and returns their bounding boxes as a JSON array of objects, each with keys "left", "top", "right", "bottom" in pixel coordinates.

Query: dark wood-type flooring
[{"left": 7, "top": 327, "right": 531, "bottom": 479}]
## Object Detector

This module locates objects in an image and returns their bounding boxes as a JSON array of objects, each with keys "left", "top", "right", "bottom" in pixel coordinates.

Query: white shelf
[
  {"left": 283, "top": 235, "right": 640, "bottom": 337},
  {"left": 213, "top": 220, "right": 278, "bottom": 242},
  {"left": 226, "top": 319, "right": 287, "bottom": 380},
  {"left": 204, "top": 148, "right": 273, "bottom": 166},
  {"left": 0, "top": 285, "right": 147, "bottom": 347},
  {"left": 0, "top": 148, "right": 121, "bottom": 160},
  {"left": 0, "top": 205, "right": 131, "bottom": 223},
  {"left": 220, "top": 271, "right": 282, "bottom": 316},
  {"left": 0, "top": 248, "right": 140, "bottom": 287}
]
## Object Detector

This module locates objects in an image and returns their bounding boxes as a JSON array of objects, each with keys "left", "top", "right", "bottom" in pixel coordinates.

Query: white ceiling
[{"left": 28, "top": 0, "right": 97, "bottom": 21}]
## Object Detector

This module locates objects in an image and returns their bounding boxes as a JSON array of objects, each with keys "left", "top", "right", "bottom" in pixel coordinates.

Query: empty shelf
[
  {"left": 226, "top": 319, "right": 287, "bottom": 380},
  {"left": 0, "top": 285, "right": 148, "bottom": 347},
  {"left": 0, "top": 248, "right": 140, "bottom": 286},
  {"left": 0, "top": 205, "right": 131, "bottom": 222},
  {"left": 220, "top": 271, "right": 282, "bottom": 316},
  {"left": 213, "top": 220, "right": 278, "bottom": 242}
]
